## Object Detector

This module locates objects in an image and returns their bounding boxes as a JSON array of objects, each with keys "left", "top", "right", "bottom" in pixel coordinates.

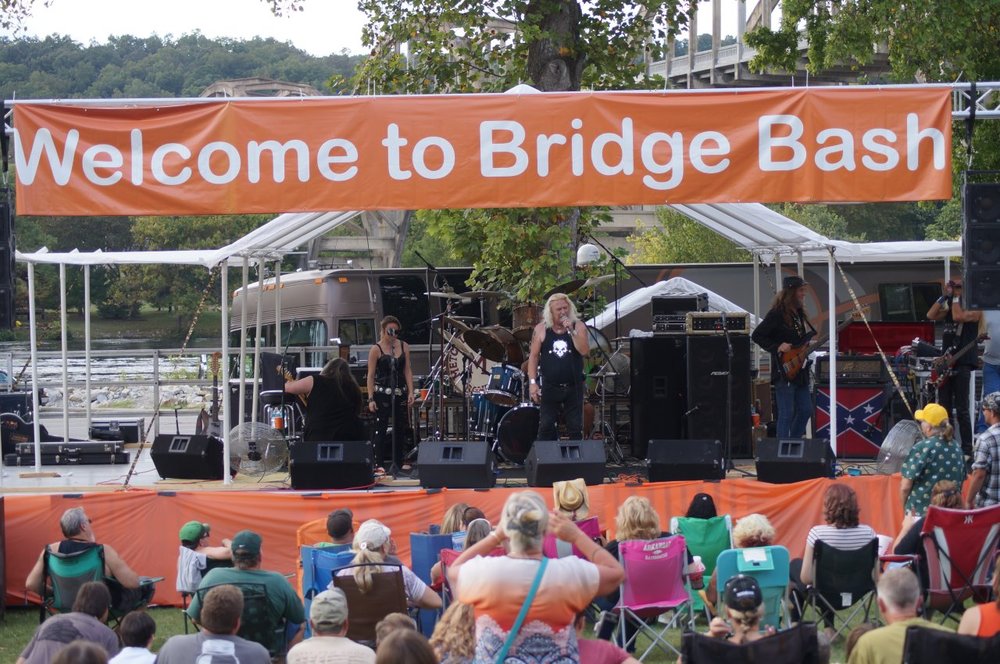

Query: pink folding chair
[
  {"left": 612, "top": 535, "right": 693, "bottom": 661},
  {"left": 542, "top": 516, "right": 602, "bottom": 559},
  {"left": 920, "top": 504, "right": 1000, "bottom": 622}
]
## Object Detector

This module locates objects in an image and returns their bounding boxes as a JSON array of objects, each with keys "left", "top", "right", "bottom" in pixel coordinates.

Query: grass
[{"left": 0, "top": 602, "right": 870, "bottom": 664}]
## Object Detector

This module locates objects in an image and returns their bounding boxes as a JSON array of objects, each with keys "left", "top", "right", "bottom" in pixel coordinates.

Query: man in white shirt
[
  {"left": 286, "top": 588, "right": 375, "bottom": 664},
  {"left": 108, "top": 611, "right": 156, "bottom": 664}
]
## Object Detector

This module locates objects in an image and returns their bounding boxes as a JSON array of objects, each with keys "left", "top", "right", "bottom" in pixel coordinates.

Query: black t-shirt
[
  {"left": 538, "top": 327, "right": 583, "bottom": 386},
  {"left": 751, "top": 306, "right": 813, "bottom": 385}
]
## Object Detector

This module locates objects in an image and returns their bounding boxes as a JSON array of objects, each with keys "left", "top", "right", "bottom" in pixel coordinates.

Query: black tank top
[
  {"left": 303, "top": 375, "right": 365, "bottom": 442},
  {"left": 374, "top": 342, "right": 407, "bottom": 388},
  {"left": 539, "top": 328, "right": 583, "bottom": 385}
]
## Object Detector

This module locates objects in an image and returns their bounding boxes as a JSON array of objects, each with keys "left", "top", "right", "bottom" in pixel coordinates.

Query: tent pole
[
  {"left": 221, "top": 264, "right": 232, "bottom": 484},
  {"left": 752, "top": 253, "right": 761, "bottom": 372},
  {"left": 27, "top": 263, "right": 41, "bottom": 471},
  {"left": 828, "top": 250, "right": 837, "bottom": 455},
  {"left": 944, "top": 257, "right": 950, "bottom": 284},
  {"left": 274, "top": 258, "right": 282, "bottom": 355},
  {"left": 251, "top": 260, "right": 265, "bottom": 424},
  {"left": 238, "top": 257, "right": 249, "bottom": 427},
  {"left": 84, "top": 265, "right": 92, "bottom": 431},
  {"left": 59, "top": 263, "right": 69, "bottom": 442}
]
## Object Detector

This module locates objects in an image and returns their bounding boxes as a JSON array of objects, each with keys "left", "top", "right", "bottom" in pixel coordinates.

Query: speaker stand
[{"left": 721, "top": 319, "right": 755, "bottom": 478}]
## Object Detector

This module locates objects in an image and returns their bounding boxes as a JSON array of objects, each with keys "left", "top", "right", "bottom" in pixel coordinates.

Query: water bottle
[{"left": 689, "top": 555, "right": 706, "bottom": 589}]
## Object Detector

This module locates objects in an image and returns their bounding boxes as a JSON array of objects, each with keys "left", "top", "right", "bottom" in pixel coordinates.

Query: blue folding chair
[
  {"left": 410, "top": 531, "right": 455, "bottom": 636},
  {"left": 300, "top": 545, "right": 355, "bottom": 637},
  {"left": 715, "top": 545, "right": 791, "bottom": 630}
]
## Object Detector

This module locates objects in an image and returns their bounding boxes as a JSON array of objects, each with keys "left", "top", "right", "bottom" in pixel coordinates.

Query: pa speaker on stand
[{"left": 963, "top": 181, "right": 1000, "bottom": 309}]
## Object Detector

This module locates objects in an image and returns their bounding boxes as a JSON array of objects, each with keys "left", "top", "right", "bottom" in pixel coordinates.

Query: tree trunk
[{"left": 526, "top": 0, "right": 586, "bottom": 91}]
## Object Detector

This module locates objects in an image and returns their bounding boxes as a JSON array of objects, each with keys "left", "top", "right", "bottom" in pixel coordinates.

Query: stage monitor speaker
[
  {"left": 647, "top": 439, "right": 725, "bottom": 482},
  {"left": 755, "top": 438, "right": 834, "bottom": 484},
  {"left": 686, "top": 335, "right": 752, "bottom": 457},
  {"left": 525, "top": 440, "right": 606, "bottom": 487},
  {"left": 630, "top": 336, "right": 687, "bottom": 459},
  {"left": 290, "top": 440, "right": 374, "bottom": 490},
  {"left": 151, "top": 434, "right": 227, "bottom": 480},
  {"left": 964, "top": 182, "right": 1000, "bottom": 309},
  {"left": 417, "top": 441, "right": 495, "bottom": 489}
]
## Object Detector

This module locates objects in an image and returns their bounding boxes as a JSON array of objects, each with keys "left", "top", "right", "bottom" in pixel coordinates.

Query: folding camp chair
[
  {"left": 902, "top": 623, "right": 1000, "bottom": 663},
  {"left": 196, "top": 581, "right": 288, "bottom": 658},
  {"left": 543, "top": 516, "right": 603, "bottom": 558},
  {"left": 331, "top": 563, "right": 408, "bottom": 647},
  {"left": 715, "top": 545, "right": 791, "bottom": 631},
  {"left": 681, "top": 622, "right": 821, "bottom": 664},
  {"left": 919, "top": 504, "right": 1000, "bottom": 623},
  {"left": 410, "top": 531, "right": 454, "bottom": 636},
  {"left": 611, "top": 536, "right": 693, "bottom": 661},
  {"left": 40, "top": 544, "right": 106, "bottom": 623},
  {"left": 300, "top": 545, "right": 356, "bottom": 637},
  {"left": 670, "top": 514, "right": 733, "bottom": 621},
  {"left": 799, "top": 538, "right": 879, "bottom": 639}
]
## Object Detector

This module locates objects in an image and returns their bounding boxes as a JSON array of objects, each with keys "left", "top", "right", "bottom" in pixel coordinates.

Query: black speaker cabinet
[
  {"left": 755, "top": 438, "right": 834, "bottom": 484},
  {"left": 289, "top": 440, "right": 374, "bottom": 490},
  {"left": 686, "top": 335, "right": 753, "bottom": 457},
  {"left": 418, "top": 441, "right": 495, "bottom": 489},
  {"left": 630, "top": 336, "right": 687, "bottom": 459},
  {"left": 964, "top": 182, "right": 1000, "bottom": 309},
  {"left": 647, "top": 439, "right": 725, "bottom": 482},
  {"left": 525, "top": 440, "right": 606, "bottom": 487},
  {"left": 151, "top": 434, "right": 227, "bottom": 480}
]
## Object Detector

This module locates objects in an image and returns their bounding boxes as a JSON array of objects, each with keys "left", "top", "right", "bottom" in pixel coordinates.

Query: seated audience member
[
  {"left": 287, "top": 587, "right": 375, "bottom": 664},
  {"left": 554, "top": 478, "right": 591, "bottom": 521},
  {"left": 461, "top": 506, "right": 486, "bottom": 528},
  {"left": 108, "top": 610, "right": 157, "bottom": 664},
  {"left": 706, "top": 513, "right": 777, "bottom": 604},
  {"left": 892, "top": 479, "right": 964, "bottom": 589},
  {"left": 790, "top": 484, "right": 878, "bottom": 628},
  {"left": 574, "top": 612, "right": 640, "bottom": 664},
  {"left": 51, "top": 641, "right": 109, "bottom": 664},
  {"left": 707, "top": 575, "right": 775, "bottom": 645},
  {"left": 317, "top": 508, "right": 355, "bottom": 550},
  {"left": 336, "top": 519, "right": 442, "bottom": 609},
  {"left": 25, "top": 506, "right": 151, "bottom": 612},
  {"left": 18, "top": 581, "right": 120, "bottom": 664},
  {"left": 845, "top": 623, "right": 877, "bottom": 661},
  {"left": 958, "top": 557, "right": 1000, "bottom": 637},
  {"left": 177, "top": 520, "right": 232, "bottom": 595},
  {"left": 441, "top": 503, "right": 470, "bottom": 535},
  {"left": 430, "top": 517, "right": 495, "bottom": 587},
  {"left": 158, "top": 585, "right": 270, "bottom": 664},
  {"left": 375, "top": 612, "right": 417, "bottom": 650},
  {"left": 686, "top": 492, "right": 718, "bottom": 519},
  {"left": 430, "top": 602, "right": 476, "bottom": 664},
  {"left": 376, "top": 629, "right": 438, "bottom": 664},
  {"left": 847, "top": 568, "right": 952, "bottom": 664},
  {"left": 187, "top": 530, "right": 305, "bottom": 646}
]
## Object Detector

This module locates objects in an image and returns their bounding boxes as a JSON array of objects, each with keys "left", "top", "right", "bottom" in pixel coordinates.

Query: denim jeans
[
  {"left": 978, "top": 361, "right": 1000, "bottom": 433},
  {"left": 774, "top": 378, "right": 812, "bottom": 438},
  {"left": 537, "top": 382, "right": 584, "bottom": 440}
]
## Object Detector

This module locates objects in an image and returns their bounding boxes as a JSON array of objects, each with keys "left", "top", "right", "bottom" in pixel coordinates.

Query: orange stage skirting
[{"left": 3, "top": 475, "right": 902, "bottom": 607}]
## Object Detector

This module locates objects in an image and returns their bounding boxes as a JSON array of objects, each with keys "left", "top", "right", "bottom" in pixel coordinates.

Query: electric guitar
[
  {"left": 778, "top": 318, "right": 853, "bottom": 381},
  {"left": 928, "top": 333, "right": 988, "bottom": 389},
  {"left": 195, "top": 352, "right": 223, "bottom": 438}
]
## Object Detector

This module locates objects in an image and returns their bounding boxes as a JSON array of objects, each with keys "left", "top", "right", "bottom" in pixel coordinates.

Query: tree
[
  {"left": 355, "top": 1, "right": 694, "bottom": 301},
  {"left": 627, "top": 208, "right": 750, "bottom": 264}
]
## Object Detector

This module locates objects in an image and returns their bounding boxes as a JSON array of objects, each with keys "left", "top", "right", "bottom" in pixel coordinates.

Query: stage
[{"left": 1, "top": 447, "right": 904, "bottom": 609}]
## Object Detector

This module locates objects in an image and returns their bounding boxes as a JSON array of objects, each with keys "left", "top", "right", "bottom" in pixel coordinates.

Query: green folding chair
[
  {"left": 670, "top": 515, "right": 733, "bottom": 620},
  {"left": 196, "top": 582, "right": 288, "bottom": 658},
  {"left": 40, "top": 545, "right": 106, "bottom": 623}
]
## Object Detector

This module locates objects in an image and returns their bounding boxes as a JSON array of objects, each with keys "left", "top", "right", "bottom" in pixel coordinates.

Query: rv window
[
  {"left": 338, "top": 319, "right": 376, "bottom": 346},
  {"left": 379, "top": 276, "right": 430, "bottom": 344},
  {"left": 878, "top": 283, "right": 939, "bottom": 322}
]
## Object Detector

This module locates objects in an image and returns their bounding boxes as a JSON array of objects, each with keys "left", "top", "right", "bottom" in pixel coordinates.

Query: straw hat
[{"left": 553, "top": 478, "right": 590, "bottom": 519}]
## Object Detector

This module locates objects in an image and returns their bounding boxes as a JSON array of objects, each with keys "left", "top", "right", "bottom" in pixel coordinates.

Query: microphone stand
[
  {"left": 585, "top": 234, "right": 647, "bottom": 342},
  {"left": 388, "top": 331, "right": 402, "bottom": 477}
]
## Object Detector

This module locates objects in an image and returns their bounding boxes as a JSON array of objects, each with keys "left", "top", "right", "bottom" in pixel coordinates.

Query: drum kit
[{"left": 420, "top": 277, "right": 628, "bottom": 465}]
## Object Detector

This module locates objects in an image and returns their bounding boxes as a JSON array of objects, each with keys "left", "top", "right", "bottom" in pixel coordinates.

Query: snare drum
[
  {"left": 485, "top": 365, "right": 524, "bottom": 407},
  {"left": 471, "top": 393, "right": 510, "bottom": 439},
  {"left": 496, "top": 404, "right": 540, "bottom": 464}
]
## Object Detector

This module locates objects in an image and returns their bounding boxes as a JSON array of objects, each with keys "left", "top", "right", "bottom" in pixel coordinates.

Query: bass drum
[{"left": 496, "top": 404, "right": 540, "bottom": 464}]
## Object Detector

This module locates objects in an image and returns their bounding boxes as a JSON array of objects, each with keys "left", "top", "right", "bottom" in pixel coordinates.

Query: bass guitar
[
  {"left": 928, "top": 333, "right": 988, "bottom": 389},
  {"left": 778, "top": 318, "right": 853, "bottom": 381}
]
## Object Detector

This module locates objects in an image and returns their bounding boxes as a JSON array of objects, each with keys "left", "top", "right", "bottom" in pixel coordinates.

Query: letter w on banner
[{"left": 12, "top": 87, "right": 952, "bottom": 216}]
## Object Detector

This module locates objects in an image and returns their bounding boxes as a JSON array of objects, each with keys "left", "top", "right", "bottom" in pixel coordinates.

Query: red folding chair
[{"left": 920, "top": 504, "right": 1000, "bottom": 623}]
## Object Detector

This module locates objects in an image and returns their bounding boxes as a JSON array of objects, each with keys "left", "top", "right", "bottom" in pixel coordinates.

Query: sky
[{"left": 5, "top": 0, "right": 368, "bottom": 57}]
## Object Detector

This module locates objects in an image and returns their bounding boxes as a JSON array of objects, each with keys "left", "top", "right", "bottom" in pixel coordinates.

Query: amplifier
[
  {"left": 652, "top": 315, "right": 686, "bottom": 334},
  {"left": 815, "top": 355, "right": 889, "bottom": 384},
  {"left": 685, "top": 312, "right": 750, "bottom": 335},
  {"left": 651, "top": 294, "right": 708, "bottom": 316}
]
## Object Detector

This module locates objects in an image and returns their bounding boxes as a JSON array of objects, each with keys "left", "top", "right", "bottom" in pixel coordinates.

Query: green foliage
[
  {"left": 773, "top": 203, "right": 861, "bottom": 242},
  {"left": 627, "top": 208, "right": 751, "bottom": 264}
]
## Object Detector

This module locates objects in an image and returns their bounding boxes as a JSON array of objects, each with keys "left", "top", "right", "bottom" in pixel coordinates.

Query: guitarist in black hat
[{"left": 752, "top": 275, "right": 816, "bottom": 438}]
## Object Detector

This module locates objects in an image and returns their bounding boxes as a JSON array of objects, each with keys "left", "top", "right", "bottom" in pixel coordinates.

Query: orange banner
[{"left": 13, "top": 88, "right": 952, "bottom": 216}]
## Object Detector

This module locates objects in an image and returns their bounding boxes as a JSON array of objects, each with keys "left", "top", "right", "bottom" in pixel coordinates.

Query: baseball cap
[
  {"left": 915, "top": 403, "right": 949, "bottom": 427},
  {"left": 179, "top": 521, "right": 209, "bottom": 543},
  {"left": 231, "top": 530, "right": 262, "bottom": 555},
  {"left": 783, "top": 275, "right": 808, "bottom": 290},
  {"left": 310, "top": 588, "right": 349, "bottom": 628},
  {"left": 723, "top": 575, "right": 763, "bottom": 611},
  {"left": 982, "top": 392, "right": 1000, "bottom": 413},
  {"left": 355, "top": 519, "right": 391, "bottom": 552}
]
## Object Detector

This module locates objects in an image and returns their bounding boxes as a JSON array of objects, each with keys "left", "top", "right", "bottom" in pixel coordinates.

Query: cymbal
[
  {"left": 542, "top": 278, "right": 586, "bottom": 301},
  {"left": 441, "top": 315, "right": 476, "bottom": 334},
  {"left": 459, "top": 290, "right": 505, "bottom": 299},
  {"left": 582, "top": 274, "right": 614, "bottom": 288},
  {"left": 463, "top": 329, "right": 505, "bottom": 363},
  {"left": 438, "top": 328, "right": 479, "bottom": 362},
  {"left": 427, "top": 291, "right": 466, "bottom": 300}
]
